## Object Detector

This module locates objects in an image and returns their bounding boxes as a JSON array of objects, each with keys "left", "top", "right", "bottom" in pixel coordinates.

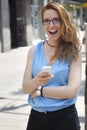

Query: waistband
[{"left": 31, "top": 104, "right": 75, "bottom": 116}]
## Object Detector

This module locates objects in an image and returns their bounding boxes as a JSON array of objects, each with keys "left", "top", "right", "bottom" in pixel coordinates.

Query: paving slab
[{"left": 0, "top": 34, "right": 86, "bottom": 130}]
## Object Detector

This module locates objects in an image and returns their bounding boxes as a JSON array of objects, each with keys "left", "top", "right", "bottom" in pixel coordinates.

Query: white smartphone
[{"left": 42, "top": 66, "right": 52, "bottom": 75}]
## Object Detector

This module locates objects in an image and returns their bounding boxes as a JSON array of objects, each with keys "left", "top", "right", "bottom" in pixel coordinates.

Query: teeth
[{"left": 49, "top": 30, "right": 57, "bottom": 33}]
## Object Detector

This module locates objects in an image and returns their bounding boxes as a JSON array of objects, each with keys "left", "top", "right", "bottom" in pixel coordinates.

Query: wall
[
  {"left": 0, "top": 0, "right": 2, "bottom": 52},
  {"left": 26, "top": 0, "right": 33, "bottom": 45},
  {"left": 1, "top": 0, "right": 11, "bottom": 52}
]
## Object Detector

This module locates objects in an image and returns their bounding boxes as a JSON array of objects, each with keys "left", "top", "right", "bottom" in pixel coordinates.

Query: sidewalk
[{"left": 0, "top": 35, "right": 86, "bottom": 130}]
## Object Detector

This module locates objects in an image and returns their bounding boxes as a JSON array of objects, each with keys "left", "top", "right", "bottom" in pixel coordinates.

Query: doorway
[{"left": 9, "top": 0, "right": 18, "bottom": 48}]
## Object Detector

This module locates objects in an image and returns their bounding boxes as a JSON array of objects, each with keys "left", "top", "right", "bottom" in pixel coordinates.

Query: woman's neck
[
  {"left": 47, "top": 41, "right": 58, "bottom": 47},
  {"left": 47, "top": 40, "right": 60, "bottom": 48}
]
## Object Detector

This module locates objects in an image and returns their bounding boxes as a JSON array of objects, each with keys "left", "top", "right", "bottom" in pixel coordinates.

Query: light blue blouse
[{"left": 28, "top": 41, "right": 77, "bottom": 112}]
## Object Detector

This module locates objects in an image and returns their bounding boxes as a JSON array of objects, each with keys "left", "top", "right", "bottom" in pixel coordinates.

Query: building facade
[
  {"left": 0, "top": 0, "right": 86, "bottom": 53},
  {"left": 0, "top": 0, "right": 64, "bottom": 53},
  {"left": 0, "top": 0, "right": 45, "bottom": 52},
  {"left": 64, "top": 0, "right": 87, "bottom": 28}
]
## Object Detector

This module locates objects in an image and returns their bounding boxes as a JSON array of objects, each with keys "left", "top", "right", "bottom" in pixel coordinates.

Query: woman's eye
[
  {"left": 43, "top": 19, "right": 50, "bottom": 24},
  {"left": 53, "top": 18, "right": 60, "bottom": 23}
]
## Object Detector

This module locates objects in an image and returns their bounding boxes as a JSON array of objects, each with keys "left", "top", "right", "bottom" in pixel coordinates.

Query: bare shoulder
[
  {"left": 71, "top": 51, "right": 82, "bottom": 65},
  {"left": 78, "top": 50, "right": 82, "bottom": 62},
  {"left": 27, "top": 45, "right": 35, "bottom": 59}
]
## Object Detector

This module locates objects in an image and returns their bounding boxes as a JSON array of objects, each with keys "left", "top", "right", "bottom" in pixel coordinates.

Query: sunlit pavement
[{"left": 0, "top": 30, "right": 86, "bottom": 130}]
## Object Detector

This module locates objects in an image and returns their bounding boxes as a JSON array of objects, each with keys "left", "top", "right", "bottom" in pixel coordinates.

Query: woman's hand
[
  {"left": 31, "top": 90, "right": 37, "bottom": 98},
  {"left": 36, "top": 71, "right": 53, "bottom": 86},
  {"left": 31, "top": 72, "right": 54, "bottom": 98}
]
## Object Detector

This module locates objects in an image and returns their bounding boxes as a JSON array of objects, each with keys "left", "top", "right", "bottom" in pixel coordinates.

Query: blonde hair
[{"left": 41, "top": 2, "right": 81, "bottom": 61}]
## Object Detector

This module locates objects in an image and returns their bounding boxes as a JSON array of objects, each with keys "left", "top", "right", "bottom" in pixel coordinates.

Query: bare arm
[
  {"left": 22, "top": 46, "right": 38, "bottom": 94},
  {"left": 22, "top": 46, "right": 52, "bottom": 94},
  {"left": 31, "top": 52, "right": 82, "bottom": 99},
  {"left": 42, "top": 52, "right": 82, "bottom": 99}
]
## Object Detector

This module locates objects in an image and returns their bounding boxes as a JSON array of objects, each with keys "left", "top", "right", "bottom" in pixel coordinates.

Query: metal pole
[{"left": 85, "top": 23, "right": 87, "bottom": 130}]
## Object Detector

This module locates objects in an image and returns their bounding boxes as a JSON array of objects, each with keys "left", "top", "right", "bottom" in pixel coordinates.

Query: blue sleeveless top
[{"left": 28, "top": 41, "right": 77, "bottom": 112}]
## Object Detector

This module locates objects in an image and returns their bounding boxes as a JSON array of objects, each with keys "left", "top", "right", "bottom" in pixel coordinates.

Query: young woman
[{"left": 23, "top": 2, "right": 82, "bottom": 130}]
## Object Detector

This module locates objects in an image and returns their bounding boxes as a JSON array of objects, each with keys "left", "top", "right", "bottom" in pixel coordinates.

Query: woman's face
[{"left": 43, "top": 9, "right": 62, "bottom": 43}]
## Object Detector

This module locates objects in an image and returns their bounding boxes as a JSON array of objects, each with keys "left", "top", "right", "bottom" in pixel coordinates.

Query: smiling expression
[{"left": 43, "top": 9, "right": 62, "bottom": 44}]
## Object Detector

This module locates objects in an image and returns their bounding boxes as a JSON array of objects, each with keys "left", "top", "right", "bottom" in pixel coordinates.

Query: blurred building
[
  {"left": 64, "top": 0, "right": 87, "bottom": 29},
  {"left": 0, "top": 0, "right": 66, "bottom": 53},
  {"left": 0, "top": 0, "right": 45, "bottom": 52},
  {"left": 0, "top": 0, "right": 87, "bottom": 53}
]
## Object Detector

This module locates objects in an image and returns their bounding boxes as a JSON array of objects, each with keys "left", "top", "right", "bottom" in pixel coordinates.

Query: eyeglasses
[{"left": 42, "top": 17, "right": 61, "bottom": 25}]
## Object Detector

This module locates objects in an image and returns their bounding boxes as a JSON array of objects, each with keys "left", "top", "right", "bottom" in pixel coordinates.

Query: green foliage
[{"left": 64, "top": 4, "right": 74, "bottom": 11}]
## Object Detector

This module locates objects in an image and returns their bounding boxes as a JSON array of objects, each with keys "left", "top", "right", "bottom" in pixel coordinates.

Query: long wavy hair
[{"left": 41, "top": 2, "right": 81, "bottom": 61}]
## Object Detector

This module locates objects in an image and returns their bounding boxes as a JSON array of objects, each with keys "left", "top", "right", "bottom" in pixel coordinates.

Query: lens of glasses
[
  {"left": 42, "top": 19, "right": 50, "bottom": 25},
  {"left": 42, "top": 17, "right": 60, "bottom": 25},
  {"left": 53, "top": 18, "right": 60, "bottom": 24}
]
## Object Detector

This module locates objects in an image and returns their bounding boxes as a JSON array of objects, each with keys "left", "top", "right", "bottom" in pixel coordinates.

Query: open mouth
[{"left": 49, "top": 30, "right": 58, "bottom": 35}]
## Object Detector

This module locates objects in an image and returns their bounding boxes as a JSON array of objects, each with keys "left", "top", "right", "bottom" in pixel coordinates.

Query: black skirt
[{"left": 26, "top": 104, "right": 80, "bottom": 130}]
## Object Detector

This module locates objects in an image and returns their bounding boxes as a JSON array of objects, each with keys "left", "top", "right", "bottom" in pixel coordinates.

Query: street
[{"left": 0, "top": 30, "right": 86, "bottom": 130}]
